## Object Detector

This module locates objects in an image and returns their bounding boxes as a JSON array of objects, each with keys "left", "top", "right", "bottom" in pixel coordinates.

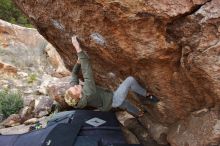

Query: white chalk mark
[
  {"left": 90, "top": 32, "right": 106, "bottom": 46},
  {"left": 51, "top": 19, "right": 65, "bottom": 32}
]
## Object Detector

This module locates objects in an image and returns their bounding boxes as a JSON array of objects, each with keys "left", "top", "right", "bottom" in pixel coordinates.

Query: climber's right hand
[
  {"left": 77, "top": 58, "right": 80, "bottom": 64},
  {"left": 71, "top": 35, "right": 82, "bottom": 53}
]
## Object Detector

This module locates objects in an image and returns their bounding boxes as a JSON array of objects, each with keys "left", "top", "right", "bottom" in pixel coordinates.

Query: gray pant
[{"left": 112, "top": 76, "right": 147, "bottom": 107}]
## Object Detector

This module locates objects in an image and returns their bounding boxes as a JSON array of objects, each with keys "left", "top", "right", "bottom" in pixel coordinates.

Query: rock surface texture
[
  {"left": 167, "top": 109, "right": 220, "bottom": 146},
  {"left": 13, "top": 0, "right": 220, "bottom": 145}
]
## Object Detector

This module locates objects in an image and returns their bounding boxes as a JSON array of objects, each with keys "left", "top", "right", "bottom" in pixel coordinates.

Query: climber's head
[{"left": 64, "top": 85, "right": 82, "bottom": 107}]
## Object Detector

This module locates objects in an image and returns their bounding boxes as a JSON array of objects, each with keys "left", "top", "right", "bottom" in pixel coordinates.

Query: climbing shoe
[
  {"left": 135, "top": 93, "right": 160, "bottom": 105},
  {"left": 146, "top": 95, "right": 160, "bottom": 104}
]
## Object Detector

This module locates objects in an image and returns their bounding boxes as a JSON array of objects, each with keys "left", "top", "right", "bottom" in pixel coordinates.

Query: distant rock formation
[
  {"left": 0, "top": 19, "right": 71, "bottom": 134},
  {"left": 12, "top": 0, "right": 220, "bottom": 145},
  {"left": 0, "top": 61, "right": 17, "bottom": 75},
  {"left": 0, "top": 19, "right": 70, "bottom": 77}
]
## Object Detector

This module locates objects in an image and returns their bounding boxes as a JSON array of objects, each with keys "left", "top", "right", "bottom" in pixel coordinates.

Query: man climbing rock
[{"left": 64, "top": 36, "right": 159, "bottom": 117}]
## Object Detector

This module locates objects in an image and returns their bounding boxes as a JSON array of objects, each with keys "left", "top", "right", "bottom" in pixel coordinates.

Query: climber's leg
[
  {"left": 112, "top": 76, "right": 159, "bottom": 108},
  {"left": 112, "top": 76, "right": 147, "bottom": 107}
]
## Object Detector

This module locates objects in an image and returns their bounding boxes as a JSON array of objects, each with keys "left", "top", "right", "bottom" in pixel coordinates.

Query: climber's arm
[
  {"left": 70, "top": 59, "right": 81, "bottom": 86},
  {"left": 71, "top": 36, "right": 96, "bottom": 97}
]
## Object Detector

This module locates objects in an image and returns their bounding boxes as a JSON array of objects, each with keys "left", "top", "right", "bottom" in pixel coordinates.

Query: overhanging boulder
[{"left": 13, "top": 0, "right": 220, "bottom": 145}]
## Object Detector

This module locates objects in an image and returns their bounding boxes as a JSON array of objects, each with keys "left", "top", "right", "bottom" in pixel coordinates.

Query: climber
[{"left": 64, "top": 36, "right": 159, "bottom": 117}]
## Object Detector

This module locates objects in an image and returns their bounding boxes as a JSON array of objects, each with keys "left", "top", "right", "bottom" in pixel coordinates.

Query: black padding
[
  {"left": 47, "top": 111, "right": 75, "bottom": 126},
  {"left": 74, "top": 136, "right": 99, "bottom": 146},
  {"left": 0, "top": 110, "right": 128, "bottom": 146},
  {"left": 73, "top": 110, "right": 120, "bottom": 127},
  {"left": 42, "top": 123, "right": 81, "bottom": 146},
  {"left": 101, "top": 144, "right": 142, "bottom": 146},
  {"left": 72, "top": 110, "right": 126, "bottom": 146},
  {"left": 0, "top": 135, "right": 18, "bottom": 146}
]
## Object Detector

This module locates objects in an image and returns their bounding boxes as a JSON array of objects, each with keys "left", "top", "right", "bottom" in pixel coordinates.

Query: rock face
[
  {"left": 13, "top": 0, "right": 220, "bottom": 145},
  {"left": 0, "top": 61, "right": 17, "bottom": 75},
  {"left": 167, "top": 109, "right": 220, "bottom": 146},
  {"left": 0, "top": 19, "right": 70, "bottom": 77}
]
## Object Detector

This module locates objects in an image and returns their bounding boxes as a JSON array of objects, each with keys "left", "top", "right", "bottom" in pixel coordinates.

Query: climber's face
[
  {"left": 64, "top": 85, "right": 82, "bottom": 107},
  {"left": 68, "top": 85, "right": 82, "bottom": 98}
]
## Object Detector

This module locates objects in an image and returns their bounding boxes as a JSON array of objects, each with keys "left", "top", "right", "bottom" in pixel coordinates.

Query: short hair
[{"left": 64, "top": 88, "right": 80, "bottom": 107}]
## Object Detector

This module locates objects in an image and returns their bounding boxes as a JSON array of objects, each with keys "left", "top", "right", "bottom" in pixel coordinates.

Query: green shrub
[
  {"left": 0, "top": 89, "right": 23, "bottom": 118},
  {"left": 27, "top": 73, "right": 37, "bottom": 84},
  {"left": 0, "top": 0, "right": 32, "bottom": 27}
]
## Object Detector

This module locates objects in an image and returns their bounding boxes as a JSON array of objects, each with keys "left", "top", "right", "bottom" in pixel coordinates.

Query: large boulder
[
  {"left": 44, "top": 44, "right": 70, "bottom": 77},
  {"left": 12, "top": 0, "right": 220, "bottom": 145},
  {"left": 167, "top": 109, "right": 220, "bottom": 146},
  {"left": 0, "top": 19, "right": 70, "bottom": 77}
]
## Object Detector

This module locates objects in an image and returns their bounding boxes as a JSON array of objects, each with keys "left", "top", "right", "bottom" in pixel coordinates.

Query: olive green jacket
[{"left": 70, "top": 51, "right": 113, "bottom": 111}]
